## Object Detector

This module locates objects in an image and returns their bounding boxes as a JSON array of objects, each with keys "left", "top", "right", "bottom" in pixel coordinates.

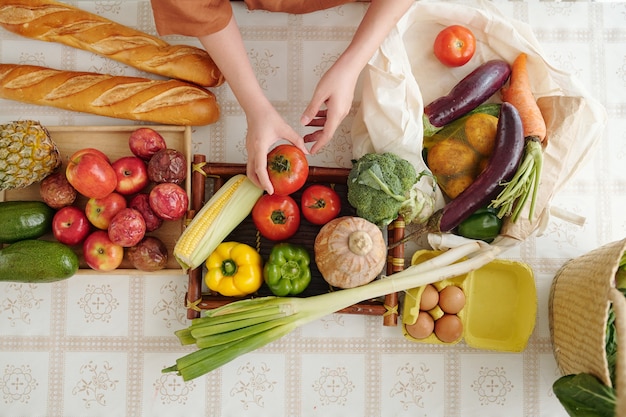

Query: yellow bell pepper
[{"left": 205, "top": 241, "right": 263, "bottom": 297}]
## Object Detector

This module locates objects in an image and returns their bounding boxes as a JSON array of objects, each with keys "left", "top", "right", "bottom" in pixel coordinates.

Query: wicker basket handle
[{"left": 608, "top": 287, "right": 626, "bottom": 411}]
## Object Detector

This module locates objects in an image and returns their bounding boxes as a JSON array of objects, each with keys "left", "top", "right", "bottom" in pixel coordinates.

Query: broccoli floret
[{"left": 347, "top": 152, "right": 435, "bottom": 227}]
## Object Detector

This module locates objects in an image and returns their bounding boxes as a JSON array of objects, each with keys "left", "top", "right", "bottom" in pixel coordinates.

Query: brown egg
[
  {"left": 438, "top": 285, "right": 466, "bottom": 314},
  {"left": 434, "top": 314, "right": 463, "bottom": 343},
  {"left": 405, "top": 311, "right": 435, "bottom": 339},
  {"left": 419, "top": 284, "right": 439, "bottom": 311}
]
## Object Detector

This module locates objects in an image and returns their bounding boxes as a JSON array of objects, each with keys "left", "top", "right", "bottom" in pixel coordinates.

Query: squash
[
  {"left": 314, "top": 216, "right": 386, "bottom": 289},
  {"left": 426, "top": 112, "right": 499, "bottom": 199}
]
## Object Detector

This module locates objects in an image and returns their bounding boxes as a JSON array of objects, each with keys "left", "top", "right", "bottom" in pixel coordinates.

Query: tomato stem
[
  {"left": 270, "top": 210, "right": 288, "bottom": 225},
  {"left": 270, "top": 155, "right": 290, "bottom": 173}
]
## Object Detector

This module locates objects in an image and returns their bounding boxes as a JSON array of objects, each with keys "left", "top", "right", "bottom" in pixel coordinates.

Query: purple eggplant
[
  {"left": 423, "top": 60, "right": 511, "bottom": 136},
  {"left": 438, "top": 102, "right": 524, "bottom": 232}
]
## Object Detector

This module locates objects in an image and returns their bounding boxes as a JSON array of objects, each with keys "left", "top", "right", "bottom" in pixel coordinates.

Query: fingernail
[{"left": 300, "top": 115, "right": 311, "bottom": 125}]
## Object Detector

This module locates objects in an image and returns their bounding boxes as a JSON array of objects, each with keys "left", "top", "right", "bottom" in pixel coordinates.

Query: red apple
[
  {"left": 83, "top": 230, "right": 124, "bottom": 272},
  {"left": 108, "top": 208, "right": 146, "bottom": 247},
  {"left": 69, "top": 147, "right": 111, "bottom": 164},
  {"left": 149, "top": 183, "right": 189, "bottom": 221},
  {"left": 52, "top": 206, "right": 91, "bottom": 246},
  {"left": 85, "top": 192, "right": 127, "bottom": 230},
  {"left": 111, "top": 156, "right": 149, "bottom": 195},
  {"left": 66, "top": 149, "right": 117, "bottom": 199},
  {"left": 128, "top": 127, "right": 167, "bottom": 160},
  {"left": 129, "top": 193, "right": 163, "bottom": 232}
]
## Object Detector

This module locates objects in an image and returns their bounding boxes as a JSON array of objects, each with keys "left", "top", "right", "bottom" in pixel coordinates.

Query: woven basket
[{"left": 549, "top": 238, "right": 626, "bottom": 408}]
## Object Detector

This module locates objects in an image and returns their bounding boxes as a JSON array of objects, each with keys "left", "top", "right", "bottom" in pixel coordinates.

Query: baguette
[
  {"left": 0, "top": 0, "right": 224, "bottom": 87},
  {"left": 0, "top": 63, "right": 220, "bottom": 126}
]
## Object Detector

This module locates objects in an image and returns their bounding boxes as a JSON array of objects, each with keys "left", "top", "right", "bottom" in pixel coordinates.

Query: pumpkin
[
  {"left": 426, "top": 112, "right": 498, "bottom": 199},
  {"left": 314, "top": 216, "right": 386, "bottom": 289}
]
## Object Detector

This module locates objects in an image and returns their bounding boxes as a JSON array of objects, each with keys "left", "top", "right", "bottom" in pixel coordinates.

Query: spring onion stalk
[
  {"left": 164, "top": 242, "right": 499, "bottom": 381},
  {"left": 490, "top": 138, "right": 543, "bottom": 222}
]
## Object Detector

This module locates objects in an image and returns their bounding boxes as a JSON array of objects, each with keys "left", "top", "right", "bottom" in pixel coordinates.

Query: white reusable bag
[{"left": 351, "top": 0, "right": 607, "bottom": 249}]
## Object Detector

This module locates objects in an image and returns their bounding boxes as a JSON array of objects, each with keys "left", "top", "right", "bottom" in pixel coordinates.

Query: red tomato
[
  {"left": 267, "top": 144, "right": 309, "bottom": 195},
  {"left": 433, "top": 25, "right": 476, "bottom": 67},
  {"left": 300, "top": 184, "right": 341, "bottom": 225},
  {"left": 252, "top": 194, "right": 301, "bottom": 241}
]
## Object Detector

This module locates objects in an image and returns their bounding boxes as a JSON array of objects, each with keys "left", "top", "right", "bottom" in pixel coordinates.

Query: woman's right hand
[{"left": 245, "top": 106, "right": 307, "bottom": 195}]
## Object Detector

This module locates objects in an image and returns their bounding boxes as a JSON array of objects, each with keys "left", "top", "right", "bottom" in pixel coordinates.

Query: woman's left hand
[{"left": 300, "top": 59, "right": 359, "bottom": 154}]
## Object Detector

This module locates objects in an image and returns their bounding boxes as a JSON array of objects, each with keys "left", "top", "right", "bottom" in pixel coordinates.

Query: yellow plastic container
[{"left": 402, "top": 250, "right": 537, "bottom": 352}]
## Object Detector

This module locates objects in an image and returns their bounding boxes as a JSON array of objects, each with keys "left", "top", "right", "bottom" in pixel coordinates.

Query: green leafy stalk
[
  {"left": 552, "top": 373, "right": 616, "bottom": 417},
  {"left": 490, "top": 138, "right": 543, "bottom": 222},
  {"left": 164, "top": 242, "right": 498, "bottom": 381}
]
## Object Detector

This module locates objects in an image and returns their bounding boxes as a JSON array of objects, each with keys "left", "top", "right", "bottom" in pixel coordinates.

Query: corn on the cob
[{"left": 174, "top": 174, "right": 263, "bottom": 270}]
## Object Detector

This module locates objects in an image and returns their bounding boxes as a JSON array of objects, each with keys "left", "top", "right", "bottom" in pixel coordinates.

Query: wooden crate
[
  {"left": 0, "top": 125, "right": 191, "bottom": 274},
  {"left": 184, "top": 156, "right": 405, "bottom": 326}
]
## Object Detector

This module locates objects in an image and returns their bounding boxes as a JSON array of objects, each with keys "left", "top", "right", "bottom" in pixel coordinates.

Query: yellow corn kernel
[
  {"left": 174, "top": 174, "right": 263, "bottom": 270},
  {"left": 176, "top": 179, "right": 240, "bottom": 253}
]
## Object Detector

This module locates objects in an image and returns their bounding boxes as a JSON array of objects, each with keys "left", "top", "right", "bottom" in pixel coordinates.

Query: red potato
[
  {"left": 108, "top": 208, "right": 146, "bottom": 247},
  {"left": 129, "top": 193, "right": 163, "bottom": 232},
  {"left": 129, "top": 127, "right": 167, "bottom": 160},
  {"left": 127, "top": 236, "right": 168, "bottom": 271},
  {"left": 149, "top": 183, "right": 189, "bottom": 221},
  {"left": 39, "top": 171, "right": 77, "bottom": 209},
  {"left": 147, "top": 148, "right": 187, "bottom": 185}
]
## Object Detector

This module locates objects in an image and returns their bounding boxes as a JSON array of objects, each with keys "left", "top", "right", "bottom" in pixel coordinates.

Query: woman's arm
[
  {"left": 197, "top": 16, "right": 306, "bottom": 194},
  {"left": 301, "top": 0, "right": 414, "bottom": 153}
]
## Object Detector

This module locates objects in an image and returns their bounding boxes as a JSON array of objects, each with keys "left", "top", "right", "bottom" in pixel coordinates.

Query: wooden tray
[
  {"left": 0, "top": 125, "right": 192, "bottom": 274},
  {"left": 184, "top": 156, "right": 405, "bottom": 326}
]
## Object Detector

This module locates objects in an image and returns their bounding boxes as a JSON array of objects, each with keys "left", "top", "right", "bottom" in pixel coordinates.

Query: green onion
[
  {"left": 490, "top": 138, "right": 543, "bottom": 222},
  {"left": 164, "top": 242, "right": 499, "bottom": 381}
]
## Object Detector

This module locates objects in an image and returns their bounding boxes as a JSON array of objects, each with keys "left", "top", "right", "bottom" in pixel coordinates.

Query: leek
[{"left": 164, "top": 242, "right": 499, "bottom": 381}]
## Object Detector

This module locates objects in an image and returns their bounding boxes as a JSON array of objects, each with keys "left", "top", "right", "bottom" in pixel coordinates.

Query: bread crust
[
  {"left": 0, "top": 0, "right": 224, "bottom": 87},
  {"left": 0, "top": 64, "right": 220, "bottom": 126}
]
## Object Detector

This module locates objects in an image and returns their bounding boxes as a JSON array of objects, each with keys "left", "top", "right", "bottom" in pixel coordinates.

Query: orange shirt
[{"left": 150, "top": 0, "right": 356, "bottom": 37}]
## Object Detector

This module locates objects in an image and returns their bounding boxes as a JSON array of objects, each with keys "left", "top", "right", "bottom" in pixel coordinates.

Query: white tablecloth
[{"left": 0, "top": 1, "right": 624, "bottom": 416}]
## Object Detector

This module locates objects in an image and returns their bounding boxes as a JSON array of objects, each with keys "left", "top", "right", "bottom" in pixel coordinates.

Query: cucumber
[
  {"left": 0, "top": 240, "right": 79, "bottom": 282},
  {"left": 0, "top": 201, "right": 55, "bottom": 244}
]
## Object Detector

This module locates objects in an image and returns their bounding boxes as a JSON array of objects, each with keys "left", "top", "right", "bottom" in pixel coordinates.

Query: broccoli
[{"left": 347, "top": 152, "right": 435, "bottom": 227}]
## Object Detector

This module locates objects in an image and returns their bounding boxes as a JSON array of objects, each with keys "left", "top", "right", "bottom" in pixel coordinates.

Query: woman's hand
[
  {"left": 300, "top": 59, "right": 359, "bottom": 154},
  {"left": 245, "top": 106, "right": 306, "bottom": 194},
  {"left": 300, "top": 0, "right": 414, "bottom": 154},
  {"left": 198, "top": 16, "right": 306, "bottom": 194}
]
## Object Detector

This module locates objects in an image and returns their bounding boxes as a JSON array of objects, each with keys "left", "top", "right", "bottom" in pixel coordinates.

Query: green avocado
[{"left": 0, "top": 240, "right": 79, "bottom": 283}]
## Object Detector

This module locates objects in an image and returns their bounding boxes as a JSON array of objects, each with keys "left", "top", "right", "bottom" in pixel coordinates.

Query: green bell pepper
[
  {"left": 456, "top": 207, "right": 503, "bottom": 243},
  {"left": 263, "top": 243, "right": 311, "bottom": 296}
]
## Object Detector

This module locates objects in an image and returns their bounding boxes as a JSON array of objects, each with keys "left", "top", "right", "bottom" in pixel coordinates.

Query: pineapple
[{"left": 0, "top": 120, "right": 62, "bottom": 191}]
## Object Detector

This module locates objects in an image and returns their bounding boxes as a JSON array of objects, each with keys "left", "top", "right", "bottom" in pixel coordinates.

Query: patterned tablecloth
[{"left": 0, "top": 1, "right": 625, "bottom": 416}]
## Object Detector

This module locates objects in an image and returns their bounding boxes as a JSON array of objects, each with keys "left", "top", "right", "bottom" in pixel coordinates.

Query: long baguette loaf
[
  {"left": 0, "top": 63, "right": 220, "bottom": 126},
  {"left": 0, "top": 0, "right": 224, "bottom": 87}
]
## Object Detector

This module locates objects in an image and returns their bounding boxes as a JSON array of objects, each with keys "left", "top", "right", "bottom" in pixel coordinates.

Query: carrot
[
  {"left": 489, "top": 52, "right": 546, "bottom": 223},
  {"left": 501, "top": 53, "right": 547, "bottom": 143}
]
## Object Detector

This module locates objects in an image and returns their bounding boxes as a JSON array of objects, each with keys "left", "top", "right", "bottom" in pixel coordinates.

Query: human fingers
[
  {"left": 251, "top": 154, "right": 274, "bottom": 195},
  {"left": 300, "top": 93, "right": 327, "bottom": 127},
  {"left": 303, "top": 110, "right": 328, "bottom": 127},
  {"left": 280, "top": 124, "right": 309, "bottom": 156},
  {"left": 309, "top": 109, "right": 343, "bottom": 154},
  {"left": 303, "top": 129, "right": 332, "bottom": 155}
]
